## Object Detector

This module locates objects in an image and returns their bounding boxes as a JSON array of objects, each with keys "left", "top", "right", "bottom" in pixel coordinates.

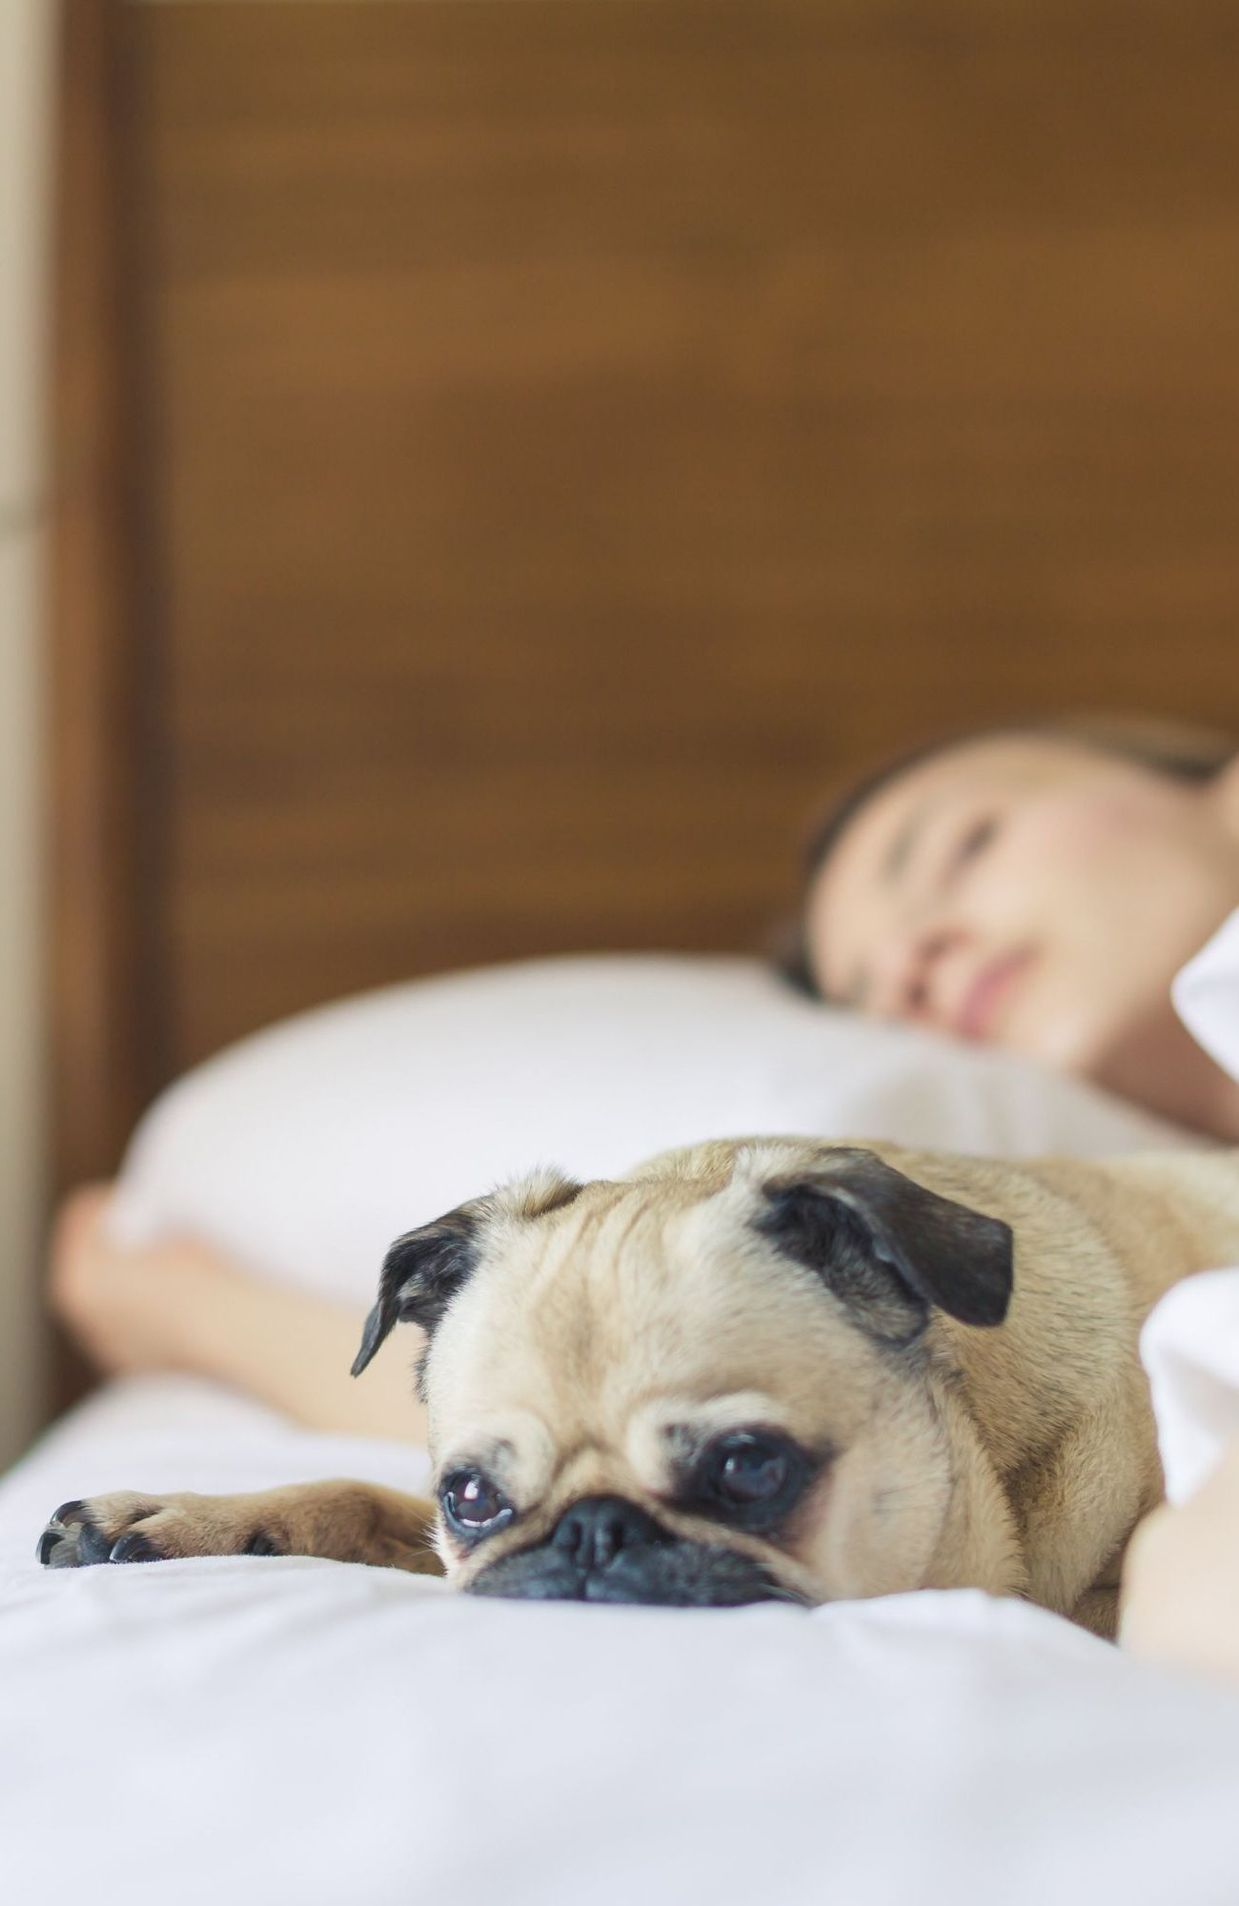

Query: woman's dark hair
[{"left": 779, "top": 712, "right": 1237, "bottom": 999}]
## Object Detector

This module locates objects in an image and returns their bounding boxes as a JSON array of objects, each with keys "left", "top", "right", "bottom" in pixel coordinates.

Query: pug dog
[{"left": 38, "top": 1138, "right": 1239, "bottom": 1637}]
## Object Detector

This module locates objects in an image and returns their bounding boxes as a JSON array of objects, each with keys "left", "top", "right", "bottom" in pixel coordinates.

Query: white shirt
[
  {"left": 1142, "top": 909, "right": 1239, "bottom": 1502},
  {"left": 1172, "top": 905, "right": 1239, "bottom": 1084}
]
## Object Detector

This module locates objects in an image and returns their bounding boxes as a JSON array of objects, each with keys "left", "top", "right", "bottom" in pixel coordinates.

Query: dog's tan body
[{"left": 40, "top": 1141, "right": 1239, "bottom": 1636}]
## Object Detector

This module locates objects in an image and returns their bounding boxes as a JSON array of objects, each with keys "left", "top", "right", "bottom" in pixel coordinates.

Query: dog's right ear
[
  {"left": 351, "top": 1168, "right": 583, "bottom": 1378},
  {"left": 351, "top": 1205, "right": 484, "bottom": 1378}
]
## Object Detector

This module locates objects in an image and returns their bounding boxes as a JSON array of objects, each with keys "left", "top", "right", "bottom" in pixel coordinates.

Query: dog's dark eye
[
  {"left": 699, "top": 1433, "right": 798, "bottom": 1518},
  {"left": 707, "top": 1435, "right": 789, "bottom": 1505},
  {"left": 439, "top": 1469, "right": 513, "bottom": 1540}
]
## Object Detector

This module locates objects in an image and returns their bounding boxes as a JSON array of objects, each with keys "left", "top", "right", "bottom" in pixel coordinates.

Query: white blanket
[{"left": 3, "top": 1379, "right": 1239, "bottom": 1906}]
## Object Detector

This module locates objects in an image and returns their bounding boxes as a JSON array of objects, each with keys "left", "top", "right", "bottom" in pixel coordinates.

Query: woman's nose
[{"left": 877, "top": 925, "right": 966, "bottom": 1024}]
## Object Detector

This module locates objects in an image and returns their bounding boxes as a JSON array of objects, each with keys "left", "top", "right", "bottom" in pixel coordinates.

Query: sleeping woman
[
  {"left": 49, "top": 713, "right": 1239, "bottom": 1669},
  {"left": 787, "top": 714, "right": 1239, "bottom": 1139}
]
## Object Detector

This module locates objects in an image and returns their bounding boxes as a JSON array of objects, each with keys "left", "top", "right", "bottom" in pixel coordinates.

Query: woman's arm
[
  {"left": 49, "top": 1186, "right": 427, "bottom": 1443},
  {"left": 1120, "top": 1438, "right": 1239, "bottom": 1684}
]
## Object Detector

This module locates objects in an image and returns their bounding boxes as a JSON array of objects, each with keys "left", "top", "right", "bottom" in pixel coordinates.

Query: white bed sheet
[{"left": 3, "top": 1376, "right": 1239, "bottom": 1906}]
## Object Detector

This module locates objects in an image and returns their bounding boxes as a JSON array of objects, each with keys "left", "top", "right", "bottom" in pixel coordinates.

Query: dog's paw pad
[{"left": 243, "top": 1528, "right": 284, "bottom": 1557}]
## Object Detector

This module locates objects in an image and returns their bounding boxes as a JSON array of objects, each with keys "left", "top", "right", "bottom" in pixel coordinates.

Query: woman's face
[{"left": 805, "top": 735, "right": 1239, "bottom": 1125}]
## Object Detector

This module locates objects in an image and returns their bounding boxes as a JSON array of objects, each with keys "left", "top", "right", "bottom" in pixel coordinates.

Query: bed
[
  {"left": 10, "top": 2, "right": 1239, "bottom": 1900},
  {"left": 3, "top": 960, "right": 1237, "bottom": 1905}
]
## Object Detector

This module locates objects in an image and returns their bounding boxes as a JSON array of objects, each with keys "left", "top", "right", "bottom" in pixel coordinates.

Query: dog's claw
[
  {"left": 37, "top": 1502, "right": 88, "bottom": 1566},
  {"left": 109, "top": 1532, "right": 160, "bottom": 1564}
]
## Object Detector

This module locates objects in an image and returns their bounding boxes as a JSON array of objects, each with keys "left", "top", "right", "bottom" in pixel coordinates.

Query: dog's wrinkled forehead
[
  {"left": 352, "top": 1140, "right": 1013, "bottom": 1426},
  {"left": 421, "top": 1153, "right": 855, "bottom": 1434}
]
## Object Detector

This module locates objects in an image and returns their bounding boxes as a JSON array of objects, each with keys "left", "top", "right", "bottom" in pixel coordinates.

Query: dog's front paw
[
  {"left": 39, "top": 1493, "right": 167, "bottom": 1567},
  {"left": 37, "top": 1491, "right": 282, "bottom": 1568}
]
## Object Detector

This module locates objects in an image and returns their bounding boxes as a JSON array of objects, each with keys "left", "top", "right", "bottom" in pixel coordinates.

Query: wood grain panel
[
  {"left": 114, "top": 0, "right": 1239, "bottom": 1069},
  {"left": 50, "top": 0, "right": 168, "bottom": 1186}
]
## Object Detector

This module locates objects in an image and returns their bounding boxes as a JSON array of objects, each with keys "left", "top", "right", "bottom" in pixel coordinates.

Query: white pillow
[{"left": 114, "top": 955, "right": 1189, "bottom": 1306}]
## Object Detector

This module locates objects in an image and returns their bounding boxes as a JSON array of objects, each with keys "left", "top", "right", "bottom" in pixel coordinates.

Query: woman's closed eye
[
  {"left": 833, "top": 810, "right": 1001, "bottom": 1008},
  {"left": 944, "top": 814, "right": 999, "bottom": 884}
]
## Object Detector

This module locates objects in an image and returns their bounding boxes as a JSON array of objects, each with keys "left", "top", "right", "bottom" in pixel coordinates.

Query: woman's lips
[{"left": 956, "top": 948, "right": 1036, "bottom": 1042}]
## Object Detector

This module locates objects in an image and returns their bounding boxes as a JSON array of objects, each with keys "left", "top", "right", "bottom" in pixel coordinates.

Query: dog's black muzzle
[{"left": 465, "top": 1494, "right": 798, "bottom": 1608}]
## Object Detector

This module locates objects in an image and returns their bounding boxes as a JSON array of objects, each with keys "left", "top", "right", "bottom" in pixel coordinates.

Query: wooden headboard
[{"left": 52, "top": 0, "right": 1239, "bottom": 1191}]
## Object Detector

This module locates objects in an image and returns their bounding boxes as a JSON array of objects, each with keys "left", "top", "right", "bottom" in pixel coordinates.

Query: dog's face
[{"left": 353, "top": 1142, "right": 1014, "bottom": 1608}]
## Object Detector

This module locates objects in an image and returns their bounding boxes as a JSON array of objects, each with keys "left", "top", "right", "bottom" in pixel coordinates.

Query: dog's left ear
[
  {"left": 755, "top": 1147, "right": 1013, "bottom": 1341},
  {"left": 351, "top": 1169, "right": 583, "bottom": 1377}
]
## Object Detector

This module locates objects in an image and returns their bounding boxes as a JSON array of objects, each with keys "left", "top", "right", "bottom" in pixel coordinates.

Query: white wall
[{"left": 0, "top": 0, "right": 55, "bottom": 1467}]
